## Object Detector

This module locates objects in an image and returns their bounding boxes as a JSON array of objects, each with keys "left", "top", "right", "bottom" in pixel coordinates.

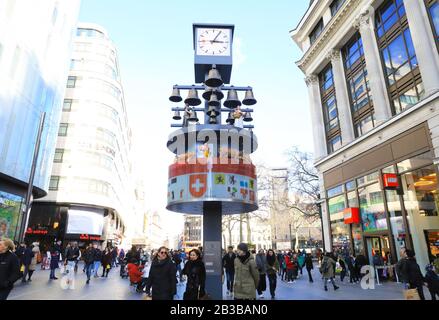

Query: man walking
[
  {"left": 222, "top": 246, "right": 236, "bottom": 296},
  {"left": 83, "top": 243, "right": 95, "bottom": 285}
]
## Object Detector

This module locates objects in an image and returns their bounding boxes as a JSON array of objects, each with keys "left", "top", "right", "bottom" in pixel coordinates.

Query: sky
[{"left": 78, "top": 0, "right": 312, "bottom": 238}]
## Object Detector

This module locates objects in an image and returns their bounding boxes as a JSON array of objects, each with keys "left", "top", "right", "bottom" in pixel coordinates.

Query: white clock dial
[{"left": 197, "top": 28, "right": 231, "bottom": 56}]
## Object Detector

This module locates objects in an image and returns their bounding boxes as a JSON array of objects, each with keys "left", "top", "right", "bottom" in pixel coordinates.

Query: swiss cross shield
[{"left": 189, "top": 174, "right": 207, "bottom": 198}]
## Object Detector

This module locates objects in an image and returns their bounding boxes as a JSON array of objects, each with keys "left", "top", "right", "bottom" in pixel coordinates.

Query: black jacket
[
  {"left": 146, "top": 257, "right": 177, "bottom": 300},
  {"left": 126, "top": 250, "right": 140, "bottom": 264},
  {"left": 94, "top": 249, "right": 102, "bottom": 262},
  {"left": 305, "top": 256, "right": 314, "bottom": 270},
  {"left": 403, "top": 258, "right": 425, "bottom": 287},
  {"left": 424, "top": 270, "right": 439, "bottom": 292},
  {"left": 22, "top": 247, "right": 34, "bottom": 266},
  {"left": 66, "top": 247, "right": 80, "bottom": 262},
  {"left": 355, "top": 255, "right": 367, "bottom": 268},
  {"left": 83, "top": 248, "right": 95, "bottom": 265},
  {"left": 0, "top": 251, "right": 20, "bottom": 290},
  {"left": 182, "top": 259, "right": 206, "bottom": 300},
  {"left": 222, "top": 253, "right": 236, "bottom": 272}
]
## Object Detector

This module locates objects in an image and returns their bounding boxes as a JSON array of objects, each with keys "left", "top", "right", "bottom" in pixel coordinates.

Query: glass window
[
  {"left": 54, "top": 149, "right": 64, "bottom": 163},
  {"left": 58, "top": 123, "right": 68, "bottom": 136},
  {"left": 329, "top": 135, "right": 342, "bottom": 153},
  {"left": 327, "top": 185, "right": 344, "bottom": 198},
  {"left": 376, "top": 0, "right": 406, "bottom": 38},
  {"left": 49, "top": 176, "right": 60, "bottom": 191},
  {"left": 63, "top": 99, "right": 72, "bottom": 111},
  {"left": 386, "top": 189, "right": 407, "bottom": 260},
  {"left": 347, "top": 191, "right": 358, "bottom": 208},
  {"left": 428, "top": 1, "right": 439, "bottom": 42},
  {"left": 352, "top": 224, "right": 364, "bottom": 255},
  {"left": 359, "top": 183, "right": 388, "bottom": 232},
  {"left": 309, "top": 19, "right": 324, "bottom": 45},
  {"left": 346, "top": 180, "right": 356, "bottom": 191},
  {"left": 328, "top": 195, "right": 346, "bottom": 221},
  {"left": 66, "top": 76, "right": 76, "bottom": 88},
  {"left": 357, "top": 172, "right": 380, "bottom": 187},
  {"left": 331, "top": 221, "right": 350, "bottom": 251},
  {"left": 397, "top": 151, "right": 434, "bottom": 173},
  {"left": 401, "top": 166, "right": 438, "bottom": 217},
  {"left": 330, "top": 0, "right": 346, "bottom": 16},
  {"left": 0, "top": 191, "right": 24, "bottom": 240}
]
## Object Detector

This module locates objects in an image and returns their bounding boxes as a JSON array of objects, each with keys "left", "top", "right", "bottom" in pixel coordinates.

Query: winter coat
[
  {"left": 127, "top": 263, "right": 142, "bottom": 284},
  {"left": 30, "top": 246, "right": 40, "bottom": 271},
  {"left": 83, "top": 248, "right": 95, "bottom": 265},
  {"left": 424, "top": 270, "right": 439, "bottom": 292},
  {"left": 255, "top": 253, "right": 267, "bottom": 275},
  {"left": 0, "top": 251, "right": 20, "bottom": 290},
  {"left": 265, "top": 255, "right": 279, "bottom": 276},
  {"left": 395, "top": 258, "right": 407, "bottom": 282},
  {"left": 101, "top": 251, "right": 112, "bottom": 269},
  {"left": 297, "top": 255, "right": 305, "bottom": 268},
  {"left": 402, "top": 258, "right": 424, "bottom": 287},
  {"left": 22, "top": 247, "right": 34, "bottom": 266},
  {"left": 146, "top": 257, "right": 177, "bottom": 300},
  {"left": 94, "top": 249, "right": 102, "bottom": 262},
  {"left": 285, "top": 255, "right": 295, "bottom": 270},
  {"left": 320, "top": 256, "right": 336, "bottom": 279},
  {"left": 355, "top": 254, "right": 367, "bottom": 269},
  {"left": 233, "top": 253, "right": 259, "bottom": 300},
  {"left": 222, "top": 253, "right": 236, "bottom": 272},
  {"left": 182, "top": 259, "right": 206, "bottom": 300},
  {"left": 305, "top": 256, "right": 314, "bottom": 270},
  {"left": 65, "top": 247, "right": 80, "bottom": 262}
]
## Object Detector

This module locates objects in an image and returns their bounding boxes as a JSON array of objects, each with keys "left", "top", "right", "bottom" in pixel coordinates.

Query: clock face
[{"left": 196, "top": 28, "right": 231, "bottom": 56}]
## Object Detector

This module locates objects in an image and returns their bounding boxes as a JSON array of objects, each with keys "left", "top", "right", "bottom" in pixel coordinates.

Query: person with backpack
[
  {"left": 233, "top": 243, "right": 259, "bottom": 300},
  {"left": 320, "top": 252, "right": 339, "bottom": 291},
  {"left": 0, "top": 239, "right": 20, "bottom": 300}
]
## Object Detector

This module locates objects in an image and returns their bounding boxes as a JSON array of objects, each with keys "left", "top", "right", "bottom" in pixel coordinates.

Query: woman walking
[
  {"left": 0, "top": 239, "right": 20, "bottom": 300},
  {"left": 305, "top": 253, "right": 314, "bottom": 283},
  {"left": 27, "top": 243, "right": 40, "bottom": 282},
  {"left": 101, "top": 247, "right": 112, "bottom": 278},
  {"left": 233, "top": 243, "right": 259, "bottom": 300},
  {"left": 402, "top": 249, "right": 426, "bottom": 300},
  {"left": 145, "top": 246, "right": 177, "bottom": 300},
  {"left": 320, "top": 252, "right": 339, "bottom": 291},
  {"left": 182, "top": 249, "right": 206, "bottom": 300},
  {"left": 266, "top": 249, "right": 279, "bottom": 299}
]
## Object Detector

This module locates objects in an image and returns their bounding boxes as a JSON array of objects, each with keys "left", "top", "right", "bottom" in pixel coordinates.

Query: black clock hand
[{"left": 213, "top": 31, "right": 222, "bottom": 42}]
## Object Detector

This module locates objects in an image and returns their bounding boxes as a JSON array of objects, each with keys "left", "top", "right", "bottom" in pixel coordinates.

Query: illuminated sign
[{"left": 344, "top": 208, "right": 360, "bottom": 224}]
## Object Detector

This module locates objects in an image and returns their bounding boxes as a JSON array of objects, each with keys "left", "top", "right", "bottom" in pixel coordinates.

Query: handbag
[
  {"left": 20, "top": 264, "right": 25, "bottom": 273},
  {"left": 403, "top": 288, "right": 420, "bottom": 300},
  {"left": 198, "top": 285, "right": 210, "bottom": 300}
]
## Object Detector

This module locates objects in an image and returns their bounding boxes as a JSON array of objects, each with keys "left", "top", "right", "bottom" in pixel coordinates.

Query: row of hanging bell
[{"left": 225, "top": 111, "right": 253, "bottom": 123}]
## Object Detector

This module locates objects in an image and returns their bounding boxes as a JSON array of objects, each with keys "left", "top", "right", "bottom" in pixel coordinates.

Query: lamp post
[{"left": 166, "top": 24, "right": 259, "bottom": 300}]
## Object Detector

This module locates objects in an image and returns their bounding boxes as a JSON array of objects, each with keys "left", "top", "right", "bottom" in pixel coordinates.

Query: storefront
[
  {"left": 0, "top": 190, "right": 25, "bottom": 241},
  {"left": 324, "top": 124, "right": 439, "bottom": 269}
]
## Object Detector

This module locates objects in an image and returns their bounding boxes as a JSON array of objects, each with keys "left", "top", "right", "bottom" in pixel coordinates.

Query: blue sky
[{"left": 78, "top": 0, "right": 312, "bottom": 230}]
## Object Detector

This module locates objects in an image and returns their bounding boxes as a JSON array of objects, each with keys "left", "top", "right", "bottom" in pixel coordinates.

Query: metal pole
[{"left": 18, "top": 112, "right": 46, "bottom": 243}]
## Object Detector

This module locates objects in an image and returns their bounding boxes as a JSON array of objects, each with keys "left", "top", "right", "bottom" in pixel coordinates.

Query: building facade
[
  {"left": 183, "top": 215, "right": 202, "bottom": 248},
  {"left": 29, "top": 23, "right": 137, "bottom": 249},
  {"left": 292, "top": 0, "right": 439, "bottom": 268},
  {"left": 0, "top": 0, "right": 80, "bottom": 241}
]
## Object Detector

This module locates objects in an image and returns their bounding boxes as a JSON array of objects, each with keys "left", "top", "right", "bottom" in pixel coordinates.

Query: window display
[
  {"left": 359, "top": 183, "right": 388, "bottom": 232},
  {"left": 0, "top": 191, "right": 24, "bottom": 240}
]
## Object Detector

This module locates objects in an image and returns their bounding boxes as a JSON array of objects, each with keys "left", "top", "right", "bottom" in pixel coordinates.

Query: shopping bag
[
  {"left": 106, "top": 264, "right": 111, "bottom": 270},
  {"left": 20, "top": 264, "right": 25, "bottom": 273},
  {"left": 403, "top": 288, "right": 420, "bottom": 300}
]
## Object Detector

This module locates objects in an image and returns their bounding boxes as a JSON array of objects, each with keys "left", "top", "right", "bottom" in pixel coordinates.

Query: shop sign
[
  {"left": 383, "top": 174, "right": 399, "bottom": 189},
  {"left": 26, "top": 228, "right": 48, "bottom": 235},
  {"left": 79, "top": 234, "right": 101, "bottom": 241},
  {"left": 344, "top": 208, "right": 360, "bottom": 224}
]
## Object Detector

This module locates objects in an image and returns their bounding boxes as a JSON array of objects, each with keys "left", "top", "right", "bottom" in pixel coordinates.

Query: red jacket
[
  {"left": 127, "top": 263, "right": 143, "bottom": 283},
  {"left": 285, "top": 255, "right": 296, "bottom": 270}
]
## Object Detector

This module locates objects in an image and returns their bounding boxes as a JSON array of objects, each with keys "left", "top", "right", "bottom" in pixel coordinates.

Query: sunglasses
[{"left": 159, "top": 251, "right": 167, "bottom": 255}]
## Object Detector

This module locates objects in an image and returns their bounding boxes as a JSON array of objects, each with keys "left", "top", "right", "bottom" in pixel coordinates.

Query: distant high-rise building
[
  {"left": 183, "top": 215, "right": 202, "bottom": 248},
  {"left": 0, "top": 0, "right": 80, "bottom": 241},
  {"left": 28, "top": 23, "right": 137, "bottom": 248}
]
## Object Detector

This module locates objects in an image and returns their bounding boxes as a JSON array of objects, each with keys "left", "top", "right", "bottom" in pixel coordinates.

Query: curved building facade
[
  {"left": 0, "top": 0, "right": 80, "bottom": 241},
  {"left": 30, "top": 23, "right": 138, "bottom": 248}
]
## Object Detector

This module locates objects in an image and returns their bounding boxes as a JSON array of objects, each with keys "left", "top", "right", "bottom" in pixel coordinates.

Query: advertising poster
[{"left": 0, "top": 191, "right": 24, "bottom": 240}]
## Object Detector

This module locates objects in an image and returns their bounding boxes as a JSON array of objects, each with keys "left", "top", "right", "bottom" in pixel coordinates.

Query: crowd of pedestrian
[{"left": 2, "top": 236, "right": 439, "bottom": 301}]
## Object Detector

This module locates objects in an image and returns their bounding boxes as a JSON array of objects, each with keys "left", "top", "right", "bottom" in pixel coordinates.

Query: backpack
[{"left": 320, "top": 260, "right": 329, "bottom": 274}]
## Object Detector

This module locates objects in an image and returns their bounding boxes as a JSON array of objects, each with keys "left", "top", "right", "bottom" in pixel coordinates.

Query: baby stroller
[{"left": 119, "top": 257, "right": 129, "bottom": 279}]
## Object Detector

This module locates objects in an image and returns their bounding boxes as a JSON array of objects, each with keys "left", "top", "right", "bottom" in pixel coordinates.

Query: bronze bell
[
  {"left": 204, "top": 67, "right": 224, "bottom": 88},
  {"left": 169, "top": 87, "right": 182, "bottom": 103},
  {"left": 243, "top": 112, "right": 253, "bottom": 122},
  {"left": 184, "top": 88, "right": 202, "bottom": 106},
  {"left": 242, "top": 89, "right": 257, "bottom": 106},
  {"left": 208, "top": 93, "right": 221, "bottom": 107},
  {"left": 187, "top": 109, "right": 199, "bottom": 122},
  {"left": 202, "top": 87, "right": 224, "bottom": 101},
  {"left": 207, "top": 105, "right": 220, "bottom": 117},
  {"left": 173, "top": 110, "right": 182, "bottom": 120},
  {"left": 224, "top": 87, "right": 241, "bottom": 109}
]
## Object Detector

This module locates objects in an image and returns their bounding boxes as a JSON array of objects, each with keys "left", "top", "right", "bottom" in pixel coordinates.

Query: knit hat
[{"left": 237, "top": 243, "right": 248, "bottom": 252}]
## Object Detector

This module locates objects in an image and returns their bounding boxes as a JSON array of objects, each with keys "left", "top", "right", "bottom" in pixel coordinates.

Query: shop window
[
  {"left": 397, "top": 151, "right": 435, "bottom": 173},
  {"left": 328, "top": 195, "right": 346, "bottom": 221},
  {"left": 401, "top": 166, "right": 438, "bottom": 217},
  {"left": 359, "top": 183, "right": 388, "bottom": 232},
  {"left": 346, "top": 180, "right": 356, "bottom": 191},
  {"left": 327, "top": 184, "right": 344, "bottom": 198},
  {"left": 352, "top": 224, "right": 364, "bottom": 255},
  {"left": 386, "top": 189, "right": 407, "bottom": 261},
  {"left": 357, "top": 171, "right": 380, "bottom": 187},
  {"left": 331, "top": 221, "right": 350, "bottom": 251},
  {"left": 347, "top": 191, "right": 358, "bottom": 208},
  {"left": 0, "top": 191, "right": 24, "bottom": 240}
]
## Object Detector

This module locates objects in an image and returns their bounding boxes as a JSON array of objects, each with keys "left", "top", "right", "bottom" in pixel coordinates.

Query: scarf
[{"left": 238, "top": 251, "right": 250, "bottom": 264}]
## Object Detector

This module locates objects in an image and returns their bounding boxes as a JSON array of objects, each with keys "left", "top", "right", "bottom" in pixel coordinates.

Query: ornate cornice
[
  {"left": 325, "top": 49, "right": 341, "bottom": 62},
  {"left": 305, "top": 74, "right": 319, "bottom": 87},
  {"left": 353, "top": 6, "right": 374, "bottom": 32},
  {"left": 296, "top": 0, "right": 363, "bottom": 73}
]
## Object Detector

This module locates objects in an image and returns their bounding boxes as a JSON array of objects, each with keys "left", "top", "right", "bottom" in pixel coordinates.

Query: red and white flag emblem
[{"left": 189, "top": 174, "right": 207, "bottom": 198}]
